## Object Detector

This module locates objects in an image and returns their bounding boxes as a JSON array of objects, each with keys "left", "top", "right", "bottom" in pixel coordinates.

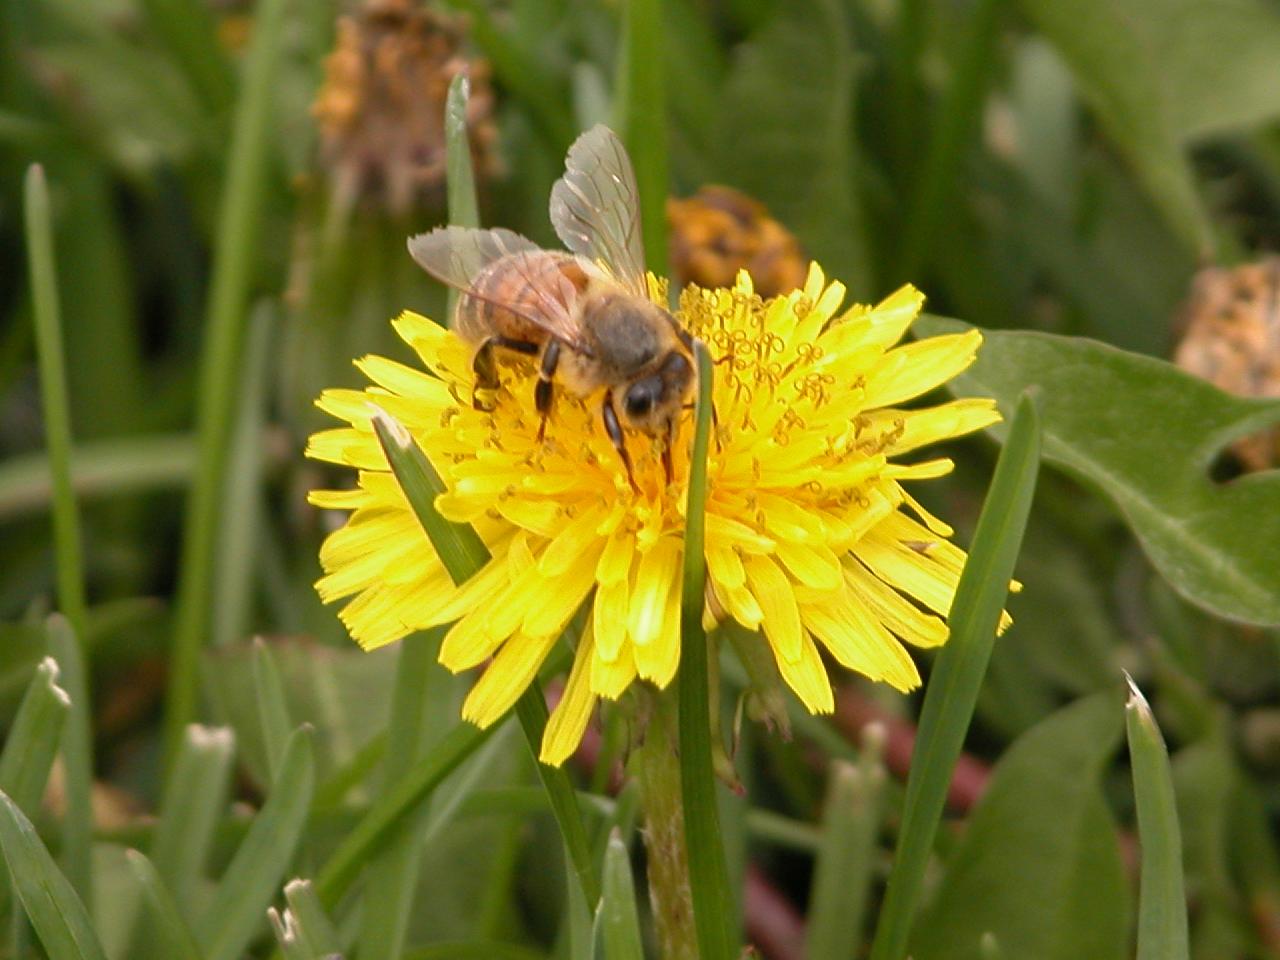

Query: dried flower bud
[
  {"left": 667, "top": 186, "right": 808, "bottom": 298},
  {"left": 1174, "top": 258, "right": 1280, "bottom": 471},
  {"left": 311, "top": 0, "right": 497, "bottom": 215}
]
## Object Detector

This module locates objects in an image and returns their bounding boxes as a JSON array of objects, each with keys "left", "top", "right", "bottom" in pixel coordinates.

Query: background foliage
[{"left": 2, "top": 0, "right": 1280, "bottom": 957}]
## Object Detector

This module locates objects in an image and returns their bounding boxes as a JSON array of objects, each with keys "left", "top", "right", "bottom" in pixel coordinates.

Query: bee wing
[
  {"left": 407, "top": 226, "right": 590, "bottom": 350},
  {"left": 549, "top": 125, "right": 648, "bottom": 298}
]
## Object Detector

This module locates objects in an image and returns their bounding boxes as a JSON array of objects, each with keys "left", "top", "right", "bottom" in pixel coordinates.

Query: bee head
[{"left": 621, "top": 350, "right": 694, "bottom": 432}]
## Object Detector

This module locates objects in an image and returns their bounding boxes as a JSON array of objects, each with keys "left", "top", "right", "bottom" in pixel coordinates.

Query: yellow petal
[
  {"left": 524, "top": 541, "right": 603, "bottom": 638},
  {"left": 633, "top": 575, "right": 682, "bottom": 687},
  {"left": 461, "top": 632, "right": 560, "bottom": 728},
  {"left": 539, "top": 506, "right": 609, "bottom": 577},
  {"left": 844, "top": 560, "right": 949, "bottom": 648},
  {"left": 706, "top": 544, "right": 746, "bottom": 590},
  {"left": 591, "top": 641, "right": 637, "bottom": 699},
  {"left": 774, "top": 540, "right": 843, "bottom": 591},
  {"left": 862, "top": 330, "right": 983, "bottom": 409},
  {"left": 802, "top": 593, "right": 921, "bottom": 690},
  {"left": 597, "top": 528, "right": 636, "bottom": 585},
  {"left": 540, "top": 629, "right": 598, "bottom": 766},
  {"left": 772, "top": 631, "right": 833, "bottom": 713},
  {"left": 629, "top": 538, "right": 682, "bottom": 647},
  {"left": 593, "top": 578, "right": 630, "bottom": 662},
  {"left": 744, "top": 554, "right": 803, "bottom": 662}
]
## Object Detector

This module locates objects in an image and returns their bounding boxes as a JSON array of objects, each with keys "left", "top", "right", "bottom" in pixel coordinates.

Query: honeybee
[{"left": 407, "top": 125, "right": 695, "bottom": 484}]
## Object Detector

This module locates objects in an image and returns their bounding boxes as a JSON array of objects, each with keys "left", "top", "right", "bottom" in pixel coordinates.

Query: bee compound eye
[{"left": 624, "top": 382, "right": 656, "bottom": 419}]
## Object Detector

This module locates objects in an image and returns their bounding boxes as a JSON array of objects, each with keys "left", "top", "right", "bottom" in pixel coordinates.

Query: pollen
[{"left": 308, "top": 264, "right": 1002, "bottom": 765}]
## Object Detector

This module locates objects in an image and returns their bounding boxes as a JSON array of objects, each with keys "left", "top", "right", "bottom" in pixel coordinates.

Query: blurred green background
[{"left": 2, "top": 0, "right": 1280, "bottom": 958}]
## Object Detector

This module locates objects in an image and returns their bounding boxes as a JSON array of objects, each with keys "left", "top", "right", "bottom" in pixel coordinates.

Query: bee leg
[
  {"left": 473, "top": 337, "right": 539, "bottom": 411},
  {"left": 535, "top": 340, "right": 561, "bottom": 442},
  {"left": 662, "top": 418, "right": 675, "bottom": 485},
  {"left": 602, "top": 392, "right": 639, "bottom": 492}
]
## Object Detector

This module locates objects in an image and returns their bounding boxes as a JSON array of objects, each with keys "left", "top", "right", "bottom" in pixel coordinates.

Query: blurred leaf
[
  {"left": 195, "top": 725, "right": 315, "bottom": 960},
  {"left": 125, "top": 849, "right": 204, "bottom": 960},
  {"left": 46, "top": 615, "right": 92, "bottom": 902},
  {"left": 615, "top": 0, "right": 668, "bottom": 273},
  {"left": 269, "top": 878, "right": 343, "bottom": 960},
  {"left": 918, "top": 318, "right": 1280, "bottom": 627},
  {"left": 911, "top": 691, "right": 1129, "bottom": 960},
  {"left": 0, "top": 656, "right": 69, "bottom": 816},
  {"left": 1014, "top": 0, "right": 1280, "bottom": 251},
  {"left": 1126, "top": 678, "right": 1189, "bottom": 960},
  {"left": 591, "top": 830, "right": 644, "bottom": 960},
  {"left": 716, "top": 0, "right": 872, "bottom": 297},
  {"left": 152, "top": 724, "right": 236, "bottom": 907},
  {"left": 0, "top": 790, "right": 107, "bottom": 960},
  {"left": 251, "top": 637, "right": 293, "bottom": 780}
]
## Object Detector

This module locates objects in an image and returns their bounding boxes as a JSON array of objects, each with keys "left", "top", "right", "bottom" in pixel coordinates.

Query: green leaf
[
  {"left": 0, "top": 433, "right": 197, "bottom": 522},
  {"left": 716, "top": 0, "right": 872, "bottom": 297},
  {"left": 165, "top": 0, "right": 293, "bottom": 762},
  {"left": 196, "top": 725, "right": 315, "bottom": 960},
  {"left": 0, "top": 790, "right": 107, "bottom": 960},
  {"left": 1126, "top": 677, "right": 1190, "bottom": 960},
  {"left": 125, "top": 850, "right": 204, "bottom": 960},
  {"left": 615, "top": 0, "right": 668, "bottom": 274},
  {"left": 1014, "top": 0, "right": 1280, "bottom": 251},
  {"left": 677, "top": 343, "right": 735, "bottom": 960},
  {"left": 805, "top": 759, "right": 885, "bottom": 960},
  {"left": 592, "top": 830, "right": 644, "bottom": 960},
  {"left": 152, "top": 724, "right": 236, "bottom": 907},
  {"left": 46, "top": 616, "right": 93, "bottom": 902},
  {"left": 0, "top": 657, "right": 70, "bottom": 817},
  {"left": 268, "top": 879, "right": 342, "bottom": 960},
  {"left": 910, "top": 692, "right": 1130, "bottom": 960},
  {"left": 916, "top": 318, "right": 1280, "bottom": 627},
  {"left": 251, "top": 637, "right": 293, "bottom": 781},
  {"left": 870, "top": 393, "right": 1041, "bottom": 960}
]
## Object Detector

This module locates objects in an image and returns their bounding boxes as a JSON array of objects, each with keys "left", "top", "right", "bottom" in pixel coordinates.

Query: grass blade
[
  {"left": 137, "top": 0, "right": 234, "bottom": 113},
  {"left": 0, "top": 657, "right": 70, "bottom": 816},
  {"left": 251, "top": 638, "right": 293, "bottom": 781},
  {"left": 165, "top": 0, "right": 292, "bottom": 763},
  {"left": 1126, "top": 675, "right": 1190, "bottom": 960},
  {"left": 196, "top": 725, "right": 315, "bottom": 960},
  {"left": 124, "top": 849, "right": 204, "bottom": 960},
  {"left": 370, "top": 409, "right": 601, "bottom": 905},
  {"left": 24, "top": 165, "right": 88, "bottom": 640},
  {"left": 592, "top": 830, "right": 644, "bottom": 960},
  {"left": 614, "top": 0, "right": 668, "bottom": 274},
  {"left": 269, "top": 878, "right": 343, "bottom": 960},
  {"left": 806, "top": 755, "right": 886, "bottom": 959},
  {"left": 152, "top": 725, "right": 236, "bottom": 906},
  {"left": 870, "top": 391, "right": 1042, "bottom": 960},
  {"left": 0, "top": 434, "right": 198, "bottom": 521},
  {"left": 445, "top": 71, "right": 480, "bottom": 319},
  {"left": 315, "top": 721, "right": 497, "bottom": 907},
  {"left": 45, "top": 616, "right": 93, "bottom": 903},
  {"left": 677, "top": 341, "right": 735, "bottom": 959},
  {"left": 0, "top": 790, "right": 107, "bottom": 960}
]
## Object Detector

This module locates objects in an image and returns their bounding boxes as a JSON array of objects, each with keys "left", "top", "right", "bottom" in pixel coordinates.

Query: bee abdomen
[{"left": 454, "top": 251, "right": 589, "bottom": 346}]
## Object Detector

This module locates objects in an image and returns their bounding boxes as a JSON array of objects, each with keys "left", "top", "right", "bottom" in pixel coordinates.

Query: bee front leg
[
  {"left": 602, "top": 392, "right": 639, "bottom": 492},
  {"left": 535, "top": 339, "right": 561, "bottom": 441}
]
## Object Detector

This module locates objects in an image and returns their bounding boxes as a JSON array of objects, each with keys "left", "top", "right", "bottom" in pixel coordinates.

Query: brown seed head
[
  {"left": 1174, "top": 257, "right": 1280, "bottom": 471},
  {"left": 667, "top": 186, "right": 808, "bottom": 299},
  {"left": 311, "top": 0, "right": 497, "bottom": 215}
]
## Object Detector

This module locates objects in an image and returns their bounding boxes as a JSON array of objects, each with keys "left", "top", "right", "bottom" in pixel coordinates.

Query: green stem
[
  {"left": 616, "top": 0, "right": 668, "bottom": 275},
  {"left": 676, "top": 343, "right": 735, "bottom": 959},
  {"left": 24, "top": 166, "right": 88, "bottom": 641},
  {"left": 164, "top": 0, "right": 291, "bottom": 765}
]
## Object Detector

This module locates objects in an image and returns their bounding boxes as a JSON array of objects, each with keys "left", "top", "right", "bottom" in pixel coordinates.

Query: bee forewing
[
  {"left": 549, "top": 125, "right": 648, "bottom": 298},
  {"left": 407, "top": 226, "right": 540, "bottom": 289}
]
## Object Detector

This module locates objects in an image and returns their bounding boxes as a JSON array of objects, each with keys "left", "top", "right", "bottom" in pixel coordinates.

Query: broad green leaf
[
  {"left": 196, "top": 725, "right": 315, "bottom": 960},
  {"left": 1126, "top": 678, "right": 1189, "bottom": 960},
  {"left": 0, "top": 790, "right": 107, "bottom": 960},
  {"left": 715, "top": 0, "right": 872, "bottom": 297},
  {"left": 917, "top": 318, "right": 1280, "bottom": 627},
  {"left": 910, "top": 691, "right": 1129, "bottom": 960}
]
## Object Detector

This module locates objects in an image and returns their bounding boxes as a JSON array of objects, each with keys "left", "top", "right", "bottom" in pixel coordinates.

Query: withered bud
[
  {"left": 1174, "top": 257, "right": 1280, "bottom": 471},
  {"left": 667, "top": 186, "right": 808, "bottom": 299},
  {"left": 311, "top": 0, "right": 497, "bottom": 216}
]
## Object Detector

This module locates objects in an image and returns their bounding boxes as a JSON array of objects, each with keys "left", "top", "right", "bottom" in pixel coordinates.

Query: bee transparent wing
[
  {"left": 407, "top": 226, "right": 589, "bottom": 349},
  {"left": 549, "top": 125, "right": 648, "bottom": 298}
]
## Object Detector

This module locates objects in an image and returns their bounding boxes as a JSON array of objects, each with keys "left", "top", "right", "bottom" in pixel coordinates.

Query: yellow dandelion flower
[{"left": 307, "top": 264, "right": 1001, "bottom": 766}]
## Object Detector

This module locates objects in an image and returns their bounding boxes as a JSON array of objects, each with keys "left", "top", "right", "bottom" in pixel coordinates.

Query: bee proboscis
[{"left": 407, "top": 125, "right": 695, "bottom": 485}]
